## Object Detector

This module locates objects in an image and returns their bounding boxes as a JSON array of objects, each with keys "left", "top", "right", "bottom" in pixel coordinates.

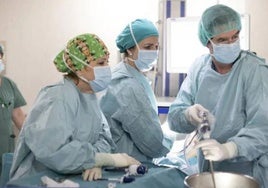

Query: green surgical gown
[
  {"left": 100, "top": 62, "right": 169, "bottom": 163},
  {"left": 168, "top": 51, "right": 268, "bottom": 188},
  {"left": 10, "top": 78, "right": 114, "bottom": 180}
]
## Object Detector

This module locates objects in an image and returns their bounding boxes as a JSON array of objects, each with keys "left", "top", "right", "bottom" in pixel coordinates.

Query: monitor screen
[{"left": 166, "top": 15, "right": 250, "bottom": 73}]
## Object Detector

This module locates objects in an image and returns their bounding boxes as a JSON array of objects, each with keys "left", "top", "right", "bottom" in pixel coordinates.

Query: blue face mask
[
  {"left": 134, "top": 50, "right": 158, "bottom": 72},
  {"left": 211, "top": 39, "right": 241, "bottom": 64},
  {"left": 88, "top": 66, "right": 111, "bottom": 92},
  {"left": 63, "top": 50, "right": 111, "bottom": 92},
  {"left": 0, "top": 59, "right": 5, "bottom": 73}
]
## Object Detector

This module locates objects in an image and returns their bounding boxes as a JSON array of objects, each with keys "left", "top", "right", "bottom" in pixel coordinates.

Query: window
[{"left": 166, "top": 14, "right": 249, "bottom": 73}]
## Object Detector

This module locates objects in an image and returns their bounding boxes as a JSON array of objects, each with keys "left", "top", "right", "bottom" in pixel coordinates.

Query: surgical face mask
[
  {"left": 63, "top": 50, "right": 111, "bottom": 92},
  {"left": 0, "top": 59, "right": 5, "bottom": 73},
  {"left": 210, "top": 39, "right": 241, "bottom": 64},
  {"left": 128, "top": 23, "right": 158, "bottom": 72},
  {"left": 87, "top": 66, "right": 111, "bottom": 92},
  {"left": 131, "top": 50, "right": 158, "bottom": 72}
]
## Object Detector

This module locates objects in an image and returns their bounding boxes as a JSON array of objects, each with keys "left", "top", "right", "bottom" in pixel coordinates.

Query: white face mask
[
  {"left": 128, "top": 23, "right": 159, "bottom": 72},
  {"left": 0, "top": 59, "right": 5, "bottom": 73},
  {"left": 210, "top": 39, "right": 241, "bottom": 64},
  {"left": 63, "top": 50, "right": 111, "bottom": 92}
]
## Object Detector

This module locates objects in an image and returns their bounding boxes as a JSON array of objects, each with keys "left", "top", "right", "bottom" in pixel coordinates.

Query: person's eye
[
  {"left": 98, "top": 59, "right": 108, "bottom": 65},
  {"left": 217, "top": 39, "right": 226, "bottom": 43},
  {"left": 143, "top": 46, "right": 151, "bottom": 50},
  {"left": 232, "top": 35, "right": 239, "bottom": 41}
]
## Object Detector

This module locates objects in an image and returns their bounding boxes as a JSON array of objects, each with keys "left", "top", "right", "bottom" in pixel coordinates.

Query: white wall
[
  {"left": 1, "top": 0, "right": 267, "bottom": 112},
  {"left": 0, "top": 0, "right": 159, "bottom": 112},
  {"left": 245, "top": 0, "right": 268, "bottom": 59}
]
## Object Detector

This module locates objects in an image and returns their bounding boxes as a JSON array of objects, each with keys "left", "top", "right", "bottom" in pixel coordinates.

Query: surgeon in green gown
[
  {"left": 100, "top": 19, "right": 170, "bottom": 163},
  {"left": 168, "top": 4, "right": 268, "bottom": 188},
  {"left": 9, "top": 33, "right": 140, "bottom": 182}
]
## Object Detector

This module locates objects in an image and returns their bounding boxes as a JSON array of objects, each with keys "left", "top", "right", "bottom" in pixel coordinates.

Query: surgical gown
[
  {"left": 168, "top": 51, "right": 268, "bottom": 188},
  {"left": 10, "top": 78, "right": 115, "bottom": 180},
  {"left": 100, "top": 62, "right": 169, "bottom": 162}
]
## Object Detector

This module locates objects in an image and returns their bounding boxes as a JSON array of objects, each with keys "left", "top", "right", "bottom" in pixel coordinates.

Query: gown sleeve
[
  {"left": 229, "top": 63, "right": 268, "bottom": 160},
  {"left": 92, "top": 113, "right": 115, "bottom": 153},
  {"left": 167, "top": 58, "right": 203, "bottom": 134},
  {"left": 113, "top": 82, "right": 169, "bottom": 158},
  {"left": 24, "top": 90, "right": 96, "bottom": 174}
]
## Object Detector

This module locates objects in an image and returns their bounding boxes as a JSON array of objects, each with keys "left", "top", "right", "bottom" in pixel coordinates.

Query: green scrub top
[{"left": 0, "top": 76, "right": 26, "bottom": 174}]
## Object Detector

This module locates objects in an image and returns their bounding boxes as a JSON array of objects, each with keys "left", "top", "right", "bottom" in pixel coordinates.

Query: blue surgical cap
[
  {"left": 198, "top": 4, "right": 241, "bottom": 46},
  {"left": 116, "top": 19, "right": 159, "bottom": 53}
]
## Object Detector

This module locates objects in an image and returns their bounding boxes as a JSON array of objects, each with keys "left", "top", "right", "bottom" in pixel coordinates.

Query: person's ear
[
  {"left": 206, "top": 40, "right": 211, "bottom": 48},
  {"left": 126, "top": 49, "right": 132, "bottom": 56},
  {"left": 206, "top": 41, "right": 213, "bottom": 53}
]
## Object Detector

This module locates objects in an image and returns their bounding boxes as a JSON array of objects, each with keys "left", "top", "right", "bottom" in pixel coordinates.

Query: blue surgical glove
[{"left": 194, "top": 139, "right": 238, "bottom": 161}]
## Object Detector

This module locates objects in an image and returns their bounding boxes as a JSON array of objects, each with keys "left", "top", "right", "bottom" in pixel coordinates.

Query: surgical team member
[
  {"left": 100, "top": 19, "right": 169, "bottom": 163},
  {"left": 167, "top": 4, "right": 268, "bottom": 187},
  {"left": 0, "top": 45, "right": 26, "bottom": 177},
  {"left": 9, "top": 33, "right": 140, "bottom": 182}
]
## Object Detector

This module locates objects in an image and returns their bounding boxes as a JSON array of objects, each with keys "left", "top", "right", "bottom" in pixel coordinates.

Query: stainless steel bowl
[{"left": 184, "top": 172, "right": 260, "bottom": 188}]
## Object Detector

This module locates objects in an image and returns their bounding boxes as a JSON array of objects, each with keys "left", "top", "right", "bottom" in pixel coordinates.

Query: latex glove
[
  {"left": 194, "top": 139, "right": 238, "bottom": 161},
  {"left": 95, "top": 153, "right": 141, "bottom": 168},
  {"left": 185, "top": 104, "right": 209, "bottom": 126},
  {"left": 82, "top": 167, "right": 102, "bottom": 181},
  {"left": 41, "top": 176, "right": 79, "bottom": 187}
]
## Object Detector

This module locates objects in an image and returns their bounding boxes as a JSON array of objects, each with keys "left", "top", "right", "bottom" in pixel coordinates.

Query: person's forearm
[{"left": 12, "top": 107, "right": 26, "bottom": 130}]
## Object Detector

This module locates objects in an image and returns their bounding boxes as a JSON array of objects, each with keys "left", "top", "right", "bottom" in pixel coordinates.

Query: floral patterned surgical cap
[{"left": 54, "top": 33, "right": 109, "bottom": 73}]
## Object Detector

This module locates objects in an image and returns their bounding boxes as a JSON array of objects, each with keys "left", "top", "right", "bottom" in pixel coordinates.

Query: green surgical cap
[
  {"left": 116, "top": 19, "right": 159, "bottom": 53},
  {"left": 198, "top": 4, "right": 241, "bottom": 46},
  {"left": 54, "top": 33, "right": 109, "bottom": 73}
]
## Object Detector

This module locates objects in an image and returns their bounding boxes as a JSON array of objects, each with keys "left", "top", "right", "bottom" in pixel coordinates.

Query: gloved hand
[
  {"left": 185, "top": 104, "right": 209, "bottom": 126},
  {"left": 194, "top": 139, "right": 238, "bottom": 161},
  {"left": 82, "top": 167, "right": 102, "bottom": 181},
  {"left": 95, "top": 153, "right": 141, "bottom": 168},
  {"left": 41, "top": 176, "right": 79, "bottom": 187}
]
